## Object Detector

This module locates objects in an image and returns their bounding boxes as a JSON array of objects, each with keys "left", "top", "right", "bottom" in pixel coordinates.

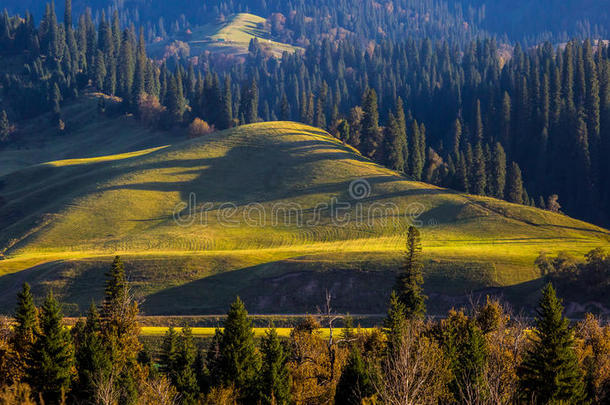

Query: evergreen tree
[
  {"left": 334, "top": 348, "right": 375, "bottom": 405},
  {"left": 29, "top": 292, "right": 74, "bottom": 404},
  {"left": 241, "top": 79, "right": 259, "bottom": 124},
  {"left": 260, "top": 326, "right": 290, "bottom": 405},
  {"left": 160, "top": 326, "right": 179, "bottom": 375},
  {"left": 408, "top": 120, "right": 424, "bottom": 180},
  {"left": 13, "top": 282, "right": 39, "bottom": 376},
  {"left": 73, "top": 303, "right": 111, "bottom": 400},
  {"left": 385, "top": 111, "right": 406, "bottom": 171},
  {"left": 518, "top": 283, "right": 586, "bottom": 404},
  {"left": 361, "top": 88, "right": 383, "bottom": 160},
  {"left": 506, "top": 161, "right": 524, "bottom": 204},
  {"left": 100, "top": 256, "right": 141, "bottom": 404},
  {"left": 218, "top": 76, "right": 234, "bottom": 130},
  {"left": 394, "top": 226, "right": 426, "bottom": 319},
  {"left": 279, "top": 92, "right": 290, "bottom": 121},
  {"left": 175, "top": 326, "right": 199, "bottom": 404},
  {"left": 165, "top": 75, "right": 186, "bottom": 124},
  {"left": 217, "top": 297, "right": 261, "bottom": 400},
  {"left": 490, "top": 142, "right": 507, "bottom": 199},
  {"left": 383, "top": 290, "right": 407, "bottom": 355},
  {"left": 472, "top": 142, "right": 487, "bottom": 195},
  {"left": 0, "top": 110, "right": 9, "bottom": 142}
]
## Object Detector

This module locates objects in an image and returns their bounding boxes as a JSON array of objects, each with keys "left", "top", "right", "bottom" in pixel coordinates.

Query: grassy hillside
[
  {"left": 148, "top": 13, "right": 302, "bottom": 59},
  {"left": 0, "top": 113, "right": 608, "bottom": 315}
]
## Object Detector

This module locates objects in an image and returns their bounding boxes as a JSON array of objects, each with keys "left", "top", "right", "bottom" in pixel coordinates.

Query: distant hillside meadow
[{"left": 1, "top": 106, "right": 608, "bottom": 315}]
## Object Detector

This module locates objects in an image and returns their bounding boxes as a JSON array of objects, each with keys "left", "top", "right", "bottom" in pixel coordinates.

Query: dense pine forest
[{"left": 1, "top": 0, "right": 610, "bottom": 225}]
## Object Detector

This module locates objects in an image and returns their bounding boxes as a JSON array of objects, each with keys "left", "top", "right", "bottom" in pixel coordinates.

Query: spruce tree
[
  {"left": 218, "top": 297, "right": 261, "bottom": 400},
  {"left": 334, "top": 348, "right": 375, "bottom": 405},
  {"left": 13, "top": 283, "right": 38, "bottom": 355},
  {"left": 218, "top": 75, "right": 233, "bottom": 129},
  {"left": 260, "top": 326, "right": 290, "bottom": 405},
  {"left": 74, "top": 303, "right": 112, "bottom": 400},
  {"left": 383, "top": 290, "right": 407, "bottom": 356},
  {"left": 518, "top": 283, "right": 586, "bottom": 404},
  {"left": 160, "top": 326, "right": 179, "bottom": 375},
  {"left": 394, "top": 226, "right": 426, "bottom": 319},
  {"left": 361, "top": 88, "right": 383, "bottom": 160},
  {"left": 29, "top": 292, "right": 74, "bottom": 404},
  {"left": 490, "top": 142, "right": 507, "bottom": 199},
  {"left": 472, "top": 142, "right": 487, "bottom": 195},
  {"left": 506, "top": 161, "right": 524, "bottom": 204},
  {"left": 0, "top": 110, "right": 10, "bottom": 142},
  {"left": 385, "top": 112, "right": 405, "bottom": 171},
  {"left": 175, "top": 325, "right": 199, "bottom": 404}
]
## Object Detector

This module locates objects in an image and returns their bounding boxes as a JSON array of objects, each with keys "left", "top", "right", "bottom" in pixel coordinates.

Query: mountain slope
[
  {"left": 148, "top": 13, "right": 302, "bottom": 59},
  {"left": 0, "top": 119, "right": 608, "bottom": 315}
]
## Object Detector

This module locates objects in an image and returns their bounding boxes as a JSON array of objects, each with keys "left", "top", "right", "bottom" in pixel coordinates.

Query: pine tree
[
  {"left": 64, "top": 0, "right": 72, "bottom": 29},
  {"left": 74, "top": 303, "right": 111, "bottom": 400},
  {"left": 474, "top": 99, "right": 484, "bottom": 142},
  {"left": 472, "top": 142, "right": 487, "bottom": 195},
  {"left": 100, "top": 256, "right": 141, "bottom": 404},
  {"left": 240, "top": 79, "right": 259, "bottom": 124},
  {"left": 165, "top": 75, "right": 186, "bottom": 124},
  {"left": 408, "top": 120, "right": 424, "bottom": 180},
  {"left": 451, "top": 117, "right": 462, "bottom": 157},
  {"left": 334, "top": 348, "right": 375, "bottom": 405},
  {"left": 29, "top": 292, "right": 74, "bottom": 403},
  {"left": 361, "top": 88, "right": 383, "bottom": 160},
  {"left": 160, "top": 326, "right": 179, "bottom": 375},
  {"left": 175, "top": 326, "right": 199, "bottom": 404},
  {"left": 490, "top": 142, "right": 507, "bottom": 199},
  {"left": 217, "top": 75, "right": 233, "bottom": 130},
  {"left": 385, "top": 111, "right": 406, "bottom": 171},
  {"left": 383, "top": 290, "right": 407, "bottom": 355},
  {"left": 394, "top": 226, "right": 426, "bottom": 319},
  {"left": 218, "top": 297, "right": 261, "bottom": 400},
  {"left": 13, "top": 283, "right": 39, "bottom": 374},
  {"left": 279, "top": 92, "right": 290, "bottom": 121},
  {"left": 260, "top": 326, "right": 290, "bottom": 405},
  {"left": 506, "top": 161, "right": 524, "bottom": 204},
  {"left": 0, "top": 110, "right": 9, "bottom": 142},
  {"left": 518, "top": 283, "right": 586, "bottom": 404}
]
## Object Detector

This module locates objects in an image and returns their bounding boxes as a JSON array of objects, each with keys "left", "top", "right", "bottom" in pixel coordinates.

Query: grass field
[
  {"left": 0, "top": 98, "right": 608, "bottom": 315},
  {"left": 139, "top": 326, "right": 348, "bottom": 339},
  {"left": 148, "top": 13, "right": 302, "bottom": 59}
]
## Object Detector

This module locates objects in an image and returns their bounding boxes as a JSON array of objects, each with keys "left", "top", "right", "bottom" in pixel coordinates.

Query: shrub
[{"left": 188, "top": 118, "right": 215, "bottom": 138}]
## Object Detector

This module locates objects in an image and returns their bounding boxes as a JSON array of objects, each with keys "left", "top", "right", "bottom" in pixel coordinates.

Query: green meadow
[
  {"left": 148, "top": 13, "right": 302, "bottom": 59},
  {"left": 0, "top": 99, "right": 608, "bottom": 315}
]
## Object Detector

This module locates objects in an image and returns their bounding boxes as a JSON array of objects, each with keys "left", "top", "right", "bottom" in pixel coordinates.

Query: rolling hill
[
  {"left": 148, "top": 13, "right": 302, "bottom": 60},
  {"left": 0, "top": 100, "right": 608, "bottom": 315}
]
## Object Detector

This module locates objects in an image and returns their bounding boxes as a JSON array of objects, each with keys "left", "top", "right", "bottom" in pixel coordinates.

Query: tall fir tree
[
  {"left": 518, "top": 283, "right": 586, "bottom": 404},
  {"left": 29, "top": 292, "right": 74, "bottom": 404},
  {"left": 394, "top": 226, "right": 426, "bottom": 319},
  {"left": 361, "top": 88, "right": 383, "bottom": 161},
  {"left": 506, "top": 161, "right": 524, "bottom": 204},
  {"left": 260, "top": 326, "right": 290, "bottom": 405},
  {"left": 334, "top": 348, "right": 375, "bottom": 405},
  {"left": 217, "top": 297, "right": 261, "bottom": 400},
  {"left": 490, "top": 142, "right": 507, "bottom": 199},
  {"left": 472, "top": 142, "right": 487, "bottom": 195}
]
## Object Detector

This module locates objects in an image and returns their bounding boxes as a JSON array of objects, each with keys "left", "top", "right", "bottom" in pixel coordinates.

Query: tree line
[
  {"left": 1, "top": 2, "right": 610, "bottom": 227},
  {"left": 1, "top": 229, "right": 609, "bottom": 404}
]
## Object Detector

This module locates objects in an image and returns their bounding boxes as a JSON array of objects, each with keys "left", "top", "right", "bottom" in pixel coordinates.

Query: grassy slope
[
  {"left": 149, "top": 13, "right": 301, "bottom": 59},
  {"left": 0, "top": 109, "right": 608, "bottom": 315}
]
